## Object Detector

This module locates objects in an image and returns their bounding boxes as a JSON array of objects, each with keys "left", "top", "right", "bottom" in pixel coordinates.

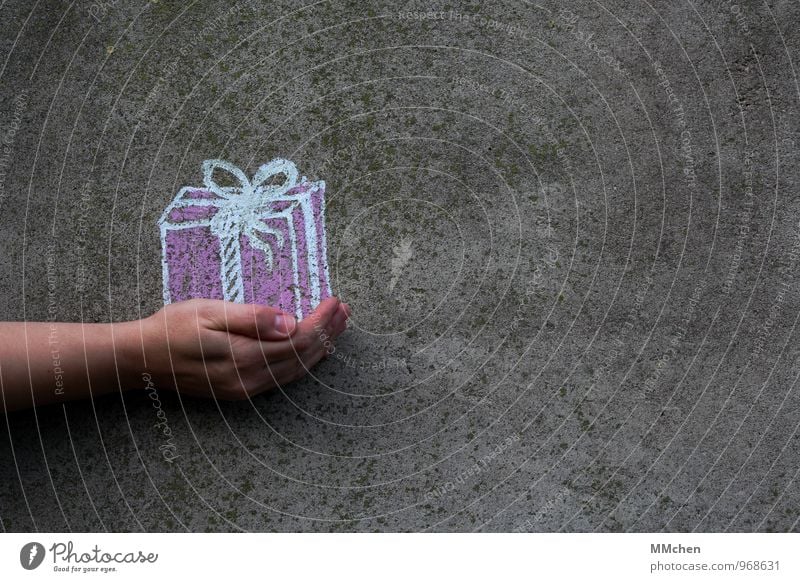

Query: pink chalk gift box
[{"left": 158, "top": 159, "right": 332, "bottom": 319}]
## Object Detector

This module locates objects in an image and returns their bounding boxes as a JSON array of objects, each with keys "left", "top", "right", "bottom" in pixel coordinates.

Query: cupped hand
[{"left": 134, "top": 297, "right": 350, "bottom": 400}]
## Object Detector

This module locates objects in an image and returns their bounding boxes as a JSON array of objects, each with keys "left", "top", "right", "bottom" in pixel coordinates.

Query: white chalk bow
[{"left": 202, "top": 159, "right": 304, "bottom": 303}]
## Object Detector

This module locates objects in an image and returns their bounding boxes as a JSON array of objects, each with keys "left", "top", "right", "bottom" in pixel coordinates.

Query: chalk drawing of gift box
[{"left": 159, "top": 158, "right": 332, "bottom": 319}]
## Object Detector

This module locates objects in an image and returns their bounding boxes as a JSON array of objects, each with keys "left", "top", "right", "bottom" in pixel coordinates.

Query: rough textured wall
[{"left": 0, "top": 0, "right": 798, "bottom": 532}]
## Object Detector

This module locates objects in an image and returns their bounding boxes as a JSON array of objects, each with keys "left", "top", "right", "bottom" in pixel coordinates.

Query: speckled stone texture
[{"left": 0, "top": 0, "right": 798, "bottom": 532}]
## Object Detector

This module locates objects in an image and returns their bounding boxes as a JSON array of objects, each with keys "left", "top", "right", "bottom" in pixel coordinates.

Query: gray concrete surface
[{"left": 1, "top": 0, "right": 799, "bottom": 532}]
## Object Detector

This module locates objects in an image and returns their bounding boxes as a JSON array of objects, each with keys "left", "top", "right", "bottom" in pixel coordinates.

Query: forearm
[{"left": 0, "top": 321, "right": 144, "bottom": 412}]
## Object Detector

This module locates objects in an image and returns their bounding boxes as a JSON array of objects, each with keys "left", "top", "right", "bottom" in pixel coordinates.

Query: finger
[
  {"left": 252, "top": 357, "right": 313, "bottom": 395},
  {"left": 208, "top": 301, "right": 297, "bottom": 340},
  {"left": 233, "top": 356, "right": 306, "bottom": 399},
  {"left": 241, "top": 334, "right": 312, "bottom": 363},
  {"left": 263, "top": 358, "right": 301, "bottom": 387},
  {"left": 239, "top": 322, "right": 324, "bottom": 364},
  {"left": 292, "top": 297, "right": 341, "bottom": 347},
  {"left": 297, "top": 343, "right": 332, "bottom": 377},
  {"left": 301, "top": 297, "right": 341, "bottom": 334},
  {"left": 329, "top": 303, "right": 351, "bottom": 338},
  {"left": 326, "top": 312, "right": 345, "bottom": 340},
  {"left": 236, "top": 298, "right": 343, "bottom": 367},
  {"left": 258, "top": 336, "right": 335, "bottom": 394}
]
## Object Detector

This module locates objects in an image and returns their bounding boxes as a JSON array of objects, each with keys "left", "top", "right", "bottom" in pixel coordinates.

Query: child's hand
[{"left": 134, "top": 297, "right": 350, "bottom": 401}]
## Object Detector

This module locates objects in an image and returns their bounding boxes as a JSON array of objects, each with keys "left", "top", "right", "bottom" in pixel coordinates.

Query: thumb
[{"left": 211, "top": 302, "right": 297, "bottom": 340}]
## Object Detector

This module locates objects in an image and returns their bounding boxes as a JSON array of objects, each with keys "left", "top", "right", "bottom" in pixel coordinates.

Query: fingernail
[{"left": 274, "top": 313, "right": 296, "bottom": 335}]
